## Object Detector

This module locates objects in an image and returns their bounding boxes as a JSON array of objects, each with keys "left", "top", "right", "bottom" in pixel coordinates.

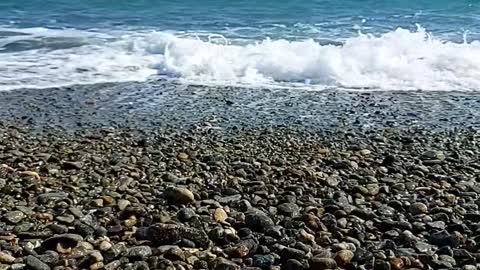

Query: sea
[{"left": 1, "top": 0, "right": 480, "bottom": 91}]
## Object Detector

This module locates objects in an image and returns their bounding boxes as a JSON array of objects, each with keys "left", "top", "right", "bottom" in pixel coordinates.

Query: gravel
[{"left": 0, "top": 111, "right": 479, "bottom": 269}]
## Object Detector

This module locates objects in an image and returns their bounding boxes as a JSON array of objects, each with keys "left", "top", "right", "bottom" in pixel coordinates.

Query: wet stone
[
  {"left": 277, "top": 203, "right": 300, "bottom": 217},
  {"left": 56, "top": 214, "right": 75, "bottom": 224},
  {"left": 118, "top": 199, "right": 131, "bottom": 211},
  {"left": 429, "top": 230, "right": 462, "bottom": 247},
  {"left": 37, "top": 192, "right": 69, "bottom": 205},
  {"left": 161, "top": 246, "right": 183, "bottom": 261},
  {"left": 164, "top": 187, "right": 195, "bottom": 204},
  {"left": 127, "top": 246, "right": 152, "bottom": 260},
  {"left": 10, "top": 264, "right": 25, "bottom": 270},
  {"left": 143, "top": 223, "right": 209, "bottom": 248},
  {"left": 252, "top": 255, "right": 275, "bottom": 268},
  {"left": 213, "top": 208, "right": 228, "bottom": 223},
  {"left": 0, "top": 251, "right": 16, "bottom": 264},
  {"left": 62, "top": 161, "right": 83, "bottom": 170},
  {"left": 25, "top": 255, "right": 50, "bottom": 270},
  {"left": 409, "top": 203, "right": 428, "bottom": 215},
  {"left": 427, "top": 221, "right": 446, "bottom": 230},
  {"left": 422, "top": 150, "right": 446, "bottom": 160},
  {"left": 284, "top": 259, "right": 304, "bottom": 270},
  {"left": 213, "top": 258, "right": 241, "bottom": 270},
  {"left": 334, "top": 250, "right": 354, "bottom": 267},
  {"left": 281, "top": 247, "right": 306, "bottom": 260},
  {"left": 4, "top": 211, "right": 25, "bottom": 224},
  {"left": 104, "top": 260, "right": 121, "bottom": 270},
  {"left": 217, "top": 194, "right": 242, "bottom": 205},
  {"left": 245, "top": 210, "right": 274, "bottom": 232},
  {"left": 310, "top": 257, "right": 337, "bottom": 270}
]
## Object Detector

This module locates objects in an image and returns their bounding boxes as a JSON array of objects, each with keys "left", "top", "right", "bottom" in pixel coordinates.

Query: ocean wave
[{"left": 1, "top": 26, "right": 480, "bottom": 91}]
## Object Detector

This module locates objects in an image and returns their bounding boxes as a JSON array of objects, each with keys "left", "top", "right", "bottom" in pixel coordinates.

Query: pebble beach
[{"left": 0, "top": 84, "right": 479, "bottom": 270}]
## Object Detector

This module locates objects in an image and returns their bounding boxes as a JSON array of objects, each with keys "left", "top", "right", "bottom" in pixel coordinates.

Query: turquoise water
[
  {"left": 1, "top": 1, "right": 480, "bottom": 91},
  {"left": 2, "top": 0, "right": 479, "bottom": 40}
]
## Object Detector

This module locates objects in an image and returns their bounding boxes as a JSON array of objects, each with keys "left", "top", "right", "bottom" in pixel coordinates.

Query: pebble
[
  {"left": 390, "top": 258, "right": 404, "bottom": 270},
  {"left": 429, "top": 230, "right": 462, "bottom": 247},
  {"left": 164, "top": 246, "right": 185, "bottom": 261},
  {"left": 118, "top": 199, "right": 131, "bottom": 211},
  {"left": 334, "top": 250, "right": 354, "bottom": 266},
  {"left": 409, "top": 202, "right": 428, "bottom": 215},
  {"left": 164, "top": 187, "right": 195, "bottom": 204},
  {"left": 0, "top": 251, "right": 16, "bottom": 264},
  {"left": 56, "top": 214, "right": 75, "bottom": 224},
  {"left": 25, "top": 255, "right": 50, "bottom": 270},
  {"left": 277, "top": 203, "right": 300, "bottom": 217},
  {"left": 144, "top": 223, "right": 209, "bottom": 248},
  {"left": 127, "top": 246, "right": 152, "bottom": 259},
  {"left": 104, "top": 260, "right": 121, "bottom": 270},
  {"left": 99, "top": 241, "right": 113, "bottom": 251},
  {"left": 245, "top": 210, "right": 274, "bottom": 232},
  {"left": 177, "top": 208, "right": 196, "bottom": 222},
  {"left": 90, "top": 262, "right": 104, "bottom": 270},
  {"left": 62, "top": 161, "right": 84, "bottom": 170},
  {"left": 91, "top": 199, "right": 104, "bottom": 207},
  {"left": 281, "top": 247, "right": 306, "bottom": 260},
  {"left": 422, "top": 150, "right": 446, "bottom": 160},
  {"left": 213, "top": 258, "right": 241, "bottom": 270},
  {"left": 10, "top": 264, "right": 25, "bottom": 270},
  {"left": 4, "top": 211, "right": 25, "bottom": 224},
  {"left": 310, "top": 257, "right": 337, "bottom": 269},
  {"left": 0, "top": 126, "right": 477, "bottom": 270},
  {"left": 217, "top": 194, "right": 242, "bottom": 205},
  {"left": 213, "top": 208, "right": 228, "bottom": 223},
  {"left": 89, "top": 251, "right": 104, "bottom": 262},
  {"left": 253, "top": 255, "right": 275, "bottom": 268}
]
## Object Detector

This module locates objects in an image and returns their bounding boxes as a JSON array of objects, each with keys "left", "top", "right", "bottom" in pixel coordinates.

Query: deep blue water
[{"left": 1, "top": 1, "right": 480, "bottom": 91}]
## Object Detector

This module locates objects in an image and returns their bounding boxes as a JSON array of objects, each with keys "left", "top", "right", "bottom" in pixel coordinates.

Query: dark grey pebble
[
  {"left": 42, "top": 234, "right": 83, "bottom": 250},
  {"left": 37, "top": 192, "right": 69, "bottom": 205},
  {"left": 62, "top": 161, "right": 84, "bottom": 170},
  {"left": 213, "top": 258, "right": 241, "bottom": 270},
  {"left": 253, "top": 254, "right": 275, "bottom": 268},
  {"left": 3, "top": 211, "right": 25, "bottom": 224},
  {"left": 143, "top": 223, "right": 209, "bottom": 248},
  {"left": 245, "top": 210, "right": 274, "bottom": 232},
  {"left": 25, "top": 255, "right": 50, "bottom": 270},
  {"left": 177, "top": 208, "right": 196, "bottom": 222},
  {"left": 277, "top": 203, "right": 300, "bottom": 217},
  {"left": 429, "top": 230, "right": 462, "bottom": 247},
  {"left": 309, "top": 256, "right": 337, "bottom": 269},
  {"left": 127, "top": 246, "right": 152, "bottom": 260}
]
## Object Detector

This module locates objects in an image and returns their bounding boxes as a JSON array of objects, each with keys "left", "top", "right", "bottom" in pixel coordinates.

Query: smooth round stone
[
  {"left": 409, "top": 202, "right": 428, "bottom": 215},
  {"left": 164, "top": 187, "right": 195, "bottom": 204},
  {"left": 422, "top": 150, "right": 446, "bottom": 160},
  {"left": 245, "top": 210, "right": 274, "bottom": 232},
  {"left": 334, "top": 250, "right": 354, "bottom": 267},
  {"left": 213, "top": 208, "right": 228, "bottom": 223},
  {"left": 277, "top": 203, "right": 300, "bottom": 217},
  {"left": 177, "top": 208, "right": 196, "bottom": 222}
]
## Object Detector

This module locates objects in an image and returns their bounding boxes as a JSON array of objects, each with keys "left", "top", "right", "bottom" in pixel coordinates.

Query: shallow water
[{"left": 1, "top": 1, "right": 480, "bottom": 91}]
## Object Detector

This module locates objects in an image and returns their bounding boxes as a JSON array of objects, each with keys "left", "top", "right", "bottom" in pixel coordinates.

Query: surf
[{"left": 1, "top": 26, "right": 480, "bottom": 91}]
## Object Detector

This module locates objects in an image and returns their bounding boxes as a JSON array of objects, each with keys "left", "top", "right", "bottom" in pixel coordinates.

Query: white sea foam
[{"left": 1, "top": 26, "right": 480, "bottom": 91}]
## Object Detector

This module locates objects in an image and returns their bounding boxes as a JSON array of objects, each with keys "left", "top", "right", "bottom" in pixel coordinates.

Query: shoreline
[{"left": 0, "top": 81, "right": 479, "bottom": 133}]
